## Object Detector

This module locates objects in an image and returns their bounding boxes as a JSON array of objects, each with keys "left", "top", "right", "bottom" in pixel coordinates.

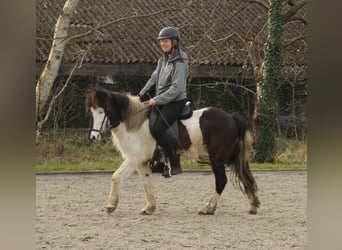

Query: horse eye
[{"left": 99, "top": 110, "right": 104, "bottom": 114}]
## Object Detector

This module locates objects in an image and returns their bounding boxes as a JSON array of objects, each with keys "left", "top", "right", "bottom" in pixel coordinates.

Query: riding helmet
[{"left": 157, "top": 27, "right": 180, "bottom": 41}]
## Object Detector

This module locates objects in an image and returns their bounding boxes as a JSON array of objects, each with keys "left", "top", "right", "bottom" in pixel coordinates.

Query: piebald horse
[{"left": 85, "top": 85, "right": 260, "bottom": 215}]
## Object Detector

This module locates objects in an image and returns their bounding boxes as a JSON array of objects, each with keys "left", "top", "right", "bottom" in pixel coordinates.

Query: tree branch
[
  {"left": 36, "top": 51, "right": 84, "bottom": 141},
  {"left": 247, "top": 0, "right": 270, "bottom": 10},
  {"left": 66, "top": 3, "right": 192, "bottom": 43},
  {"left": 283, "top": 0, "right": 307, "bottom": 23},
  {"left": 286, "top": 16, "right": 307, "bottom": 26},
  {"left": 188, "top": 81, "right": 256, "bottom": 95},
  {"left": 207, "top": 32, "right": 235, "bottom": 43},
  {"left": 283, "top": 35, "right": 307, "bottom": 48}
]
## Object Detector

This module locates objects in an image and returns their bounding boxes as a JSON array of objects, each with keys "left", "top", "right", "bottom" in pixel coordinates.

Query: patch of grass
[
  {"left": 180, "top": 162, "right": 305, "bottom": 171},
  {"left": 250, "top": 162, "right": 305, "bottom": 170},
  {"left": 36, "top": 130, "right": 306, "bottom": 172},
  {"left": 274, "top": 138, "right": 307, "bottom": 164},
  {"left": 36, "top": 162, "right": 119, "bottom": 172}
]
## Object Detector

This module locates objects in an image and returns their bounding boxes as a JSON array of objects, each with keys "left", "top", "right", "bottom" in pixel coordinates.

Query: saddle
[
  {"left": 168, "top": 101, "right": 192, "bottom": 143},
  {"left": 149, "top": 102, "right": 193, "bottom": 172},
  {"left": 149, "top": 101, "right": 192, "bottom": 145}
]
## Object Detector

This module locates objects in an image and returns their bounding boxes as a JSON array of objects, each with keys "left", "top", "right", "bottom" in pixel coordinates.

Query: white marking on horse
[
  {"left": 89, "top": 107, "right": 107, "bottom": 141},
  {"left": 180, "top": 108, "right": 208, "bottom": 162}
]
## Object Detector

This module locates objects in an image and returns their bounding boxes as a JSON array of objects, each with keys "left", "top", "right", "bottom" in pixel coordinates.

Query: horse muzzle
[{"left": 89, "top": 130, "right": 102, "bottom": 142}]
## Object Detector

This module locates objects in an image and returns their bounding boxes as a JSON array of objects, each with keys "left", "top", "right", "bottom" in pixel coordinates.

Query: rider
[{"left": 137, "top": 26, "right": 189, "bottom": 178}]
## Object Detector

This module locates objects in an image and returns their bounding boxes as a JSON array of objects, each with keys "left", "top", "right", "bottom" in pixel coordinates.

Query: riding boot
[
  {"left": 162, "top": 148, "right": 182, "bottom": 178},
  {"left": 150, "top": 146, "right": 165, "bottom": 173}
]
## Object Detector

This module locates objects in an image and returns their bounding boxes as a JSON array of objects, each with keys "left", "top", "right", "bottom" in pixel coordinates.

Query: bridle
[
  {"left": 88, "top": 101, "right": 150, "bottom": 138},
  {"left": 88, "top": 110, "right": 109, "bottom": 138}
]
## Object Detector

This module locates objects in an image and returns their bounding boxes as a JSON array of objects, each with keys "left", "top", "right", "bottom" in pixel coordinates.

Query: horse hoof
[
  {"left": 140, "top": 210, "right": 151, "bottom": 215},
  {"left": 248, "top": 209, "right": 257, "bottom": 215},
  {"left": 106, "top": 207, "right": 115, "bottom": 214},
  {"left": 198, "top": 210, "right": 215, "bottom": 215},
  {"left": 140, "top": 207, "right": 155, "bottom": 215}
]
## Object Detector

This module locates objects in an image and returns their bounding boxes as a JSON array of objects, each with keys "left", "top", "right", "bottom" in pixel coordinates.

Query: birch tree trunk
[
  {"left": 36, "top": 0, "right": 79, "bottom": 118},
  {"left": 252, "top": 72, "right": 263, "bottom": 141}
]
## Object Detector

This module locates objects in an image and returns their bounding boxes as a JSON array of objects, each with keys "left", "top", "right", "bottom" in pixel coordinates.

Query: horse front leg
[
  {"left": 136, "top": 162, "right": 156, "bottom": 215},
  {"left": 106, "top": 159, "right": 137, "bottom": 214}
]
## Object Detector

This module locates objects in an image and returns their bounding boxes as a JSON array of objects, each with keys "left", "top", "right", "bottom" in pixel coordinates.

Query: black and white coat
[{"left": 86, "top": 86, "right": 260, "bottom": 216}]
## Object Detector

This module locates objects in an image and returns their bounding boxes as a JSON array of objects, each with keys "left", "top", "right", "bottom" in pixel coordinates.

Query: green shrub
[{"left": 36, "top": 130, "right": 306, "bottom": 172}]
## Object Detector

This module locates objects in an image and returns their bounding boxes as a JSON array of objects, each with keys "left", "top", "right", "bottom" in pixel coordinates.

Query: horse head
[
  {"left": 85, "top": 86, "right": 130, "bottom": 142},
  {"left": 85, "top": 86, "right": 110, "bottom": 142}
]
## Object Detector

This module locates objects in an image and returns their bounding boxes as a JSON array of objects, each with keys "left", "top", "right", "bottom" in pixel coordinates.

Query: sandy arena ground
[{"left": 36, "top": 170, "right": 307, "bottom": 249}]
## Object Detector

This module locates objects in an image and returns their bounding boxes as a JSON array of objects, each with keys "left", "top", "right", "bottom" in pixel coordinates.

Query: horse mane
[
  {"left": 124, "top": 94, "right": 149, "bottom": 131},
  {"left": 85, "top": 85, "right": 149, "bottom": 131}
]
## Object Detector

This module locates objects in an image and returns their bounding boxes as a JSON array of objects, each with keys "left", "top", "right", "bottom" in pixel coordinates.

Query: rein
[
  {"left": 90, "top": 102, "right": 150, "bottom": 133},
  {"left": 146, "top": 93, "right": 185, "bottom": 152},
  {"left": 151, "top": 105, "right": 185, "bottom": 152},
  {"left": 127, "top": 102, "right": 150, "bottom": 119},
  {"left": 108, "top": 104, "right": 150, "bottom": 129}
]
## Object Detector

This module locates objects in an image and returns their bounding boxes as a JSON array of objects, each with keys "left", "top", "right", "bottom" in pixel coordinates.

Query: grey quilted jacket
[{"left": 138, "top": 48, "right": 188, "bottom": 105}]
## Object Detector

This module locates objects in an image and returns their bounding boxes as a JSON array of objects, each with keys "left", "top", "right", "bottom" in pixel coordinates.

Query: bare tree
[
  {"left": 185, "top": 0, "right": 306, "bottom": 161},
  {"left": 35, "top": 0, "right": 192, "bottom": 140}
]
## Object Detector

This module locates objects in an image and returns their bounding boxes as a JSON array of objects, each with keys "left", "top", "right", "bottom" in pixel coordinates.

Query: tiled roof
[{"left": 36, "top": 0, "right": 307, "bottom": 66}]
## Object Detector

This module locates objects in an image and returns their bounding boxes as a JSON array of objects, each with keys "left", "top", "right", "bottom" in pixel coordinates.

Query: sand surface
[{"left": 36, "top": 170, "right": 306, "bottom": 249}]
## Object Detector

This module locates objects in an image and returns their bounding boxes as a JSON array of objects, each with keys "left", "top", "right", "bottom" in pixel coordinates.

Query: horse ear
[
  {"left": 95, "top": 88, "right": 109, "bottom": 108},
  {"left": 85, "top": 85, "right": 99, "bottom": 112}
]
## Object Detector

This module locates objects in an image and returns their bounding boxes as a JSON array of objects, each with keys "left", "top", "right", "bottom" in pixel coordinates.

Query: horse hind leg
[
  {"left": 236, "top": 162, "right": 260, "bottom": 214},
  {"left": 137, "top": 162, "right": 156, "bottom": 215},
  {"left": 246, "top": 188, "right": 260, "bottom": 214},
  {"left": 198, "top": 163, "right": 227, "bottom": 215},
  {"left": 198, "top": 192, "right": 221, "bottom": 215}
]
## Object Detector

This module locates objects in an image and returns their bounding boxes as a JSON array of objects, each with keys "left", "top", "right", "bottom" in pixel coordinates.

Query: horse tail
[{"left": 231, "top": 112, "right": 260, "bottom": 209}]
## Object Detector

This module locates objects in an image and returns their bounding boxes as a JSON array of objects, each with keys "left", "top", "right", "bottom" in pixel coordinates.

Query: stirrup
[{"left": 162, "top": 163, "right": 172, "bottom": 178}]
